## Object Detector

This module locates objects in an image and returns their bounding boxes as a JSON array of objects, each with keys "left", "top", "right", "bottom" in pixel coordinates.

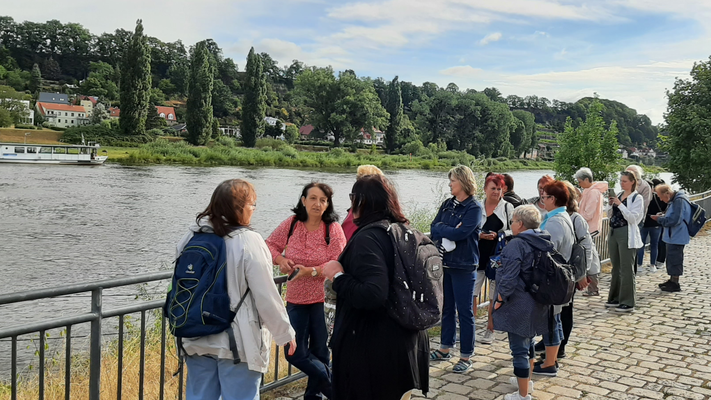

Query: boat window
[
  {"left": 67, "top": 148, "right": 80, "bottom": 154},
  {"left": 14, "top": 147, "right": 25, "bottom": 153},
  {"left": 54, "top": 147, "right": 66, "bottom": 154},
  {"left": 26, "top": 147, "right": 37, "bottom": 153},
  {"left": 39, "top": 147, "right": 52, "bottom": 154}
]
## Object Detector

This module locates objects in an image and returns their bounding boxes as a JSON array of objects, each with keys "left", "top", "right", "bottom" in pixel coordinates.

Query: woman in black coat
[{"left": 323, "top": 174, "right": 429, "bottom": 400}]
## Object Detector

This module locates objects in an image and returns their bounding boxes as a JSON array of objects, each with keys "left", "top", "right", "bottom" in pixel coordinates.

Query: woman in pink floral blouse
[{"left": 266, "top": 182, "right": 346, "bottom": 400}]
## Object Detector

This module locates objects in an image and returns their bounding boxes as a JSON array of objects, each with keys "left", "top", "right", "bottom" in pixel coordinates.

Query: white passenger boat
[{"left": 0, "top": 142, "right": 108, "bottom": 165}]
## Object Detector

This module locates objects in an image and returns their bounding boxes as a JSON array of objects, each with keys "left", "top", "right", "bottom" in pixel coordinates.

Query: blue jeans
[
  {"left": 542, "top": 313, "right": 563, "bottom": 347},
  {"left": 186, "top": 355, "right": 261, "bottom": 400},
  {"left": 637, "top": 226, "right": 661, "bottom": 266},
  {"left": 286, "top": 302, "right": 332, "bottom": 400},
  {"left": 508, "top": 333, "right": 535, "bottom": 378},
  {"left": 440, "top": 268, "right": 476, "bottom": 358}
]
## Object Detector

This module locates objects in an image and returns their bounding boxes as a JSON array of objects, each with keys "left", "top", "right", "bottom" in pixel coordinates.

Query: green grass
[{"left": 112, "top": 138, "right": 555, "bottom": 172}]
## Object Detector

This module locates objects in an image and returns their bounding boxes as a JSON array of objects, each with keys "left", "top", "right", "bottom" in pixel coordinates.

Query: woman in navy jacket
[{"left": 429, "top": 165, "right": 483, "bottom": 374}]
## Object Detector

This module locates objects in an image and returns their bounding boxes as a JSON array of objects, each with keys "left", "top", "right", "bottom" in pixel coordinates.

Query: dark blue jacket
[{"left": 430, "top": 196, "right": 482, "bottom": 270}]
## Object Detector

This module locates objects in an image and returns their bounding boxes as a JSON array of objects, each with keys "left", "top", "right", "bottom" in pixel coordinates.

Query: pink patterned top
[{"left": 266, "top": 217, "right": 346, "bottom": 305}]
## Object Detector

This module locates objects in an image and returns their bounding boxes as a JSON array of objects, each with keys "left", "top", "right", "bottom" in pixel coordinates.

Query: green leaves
[
  {"left": 554, "top": 99, "right": 621, "bottom": 184},
  {"left": 240, "top": 47, "right": 266, "bottom": 147},
  {"left": 186, "top": 41, "right": 214, "bottom": 146},
  {"left": 664, "top": 57, "right": 711, "bottom": 193},
  {"left": 119, "top": 20, "right": 151, "bottom": 137}
]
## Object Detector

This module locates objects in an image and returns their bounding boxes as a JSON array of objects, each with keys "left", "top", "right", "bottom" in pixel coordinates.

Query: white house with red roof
[
  {"left": 359, "top": 128, "right": 384, "bottom": 146},
  {"left": 36, "top": 102, "right": 89, "bottom": 128}
]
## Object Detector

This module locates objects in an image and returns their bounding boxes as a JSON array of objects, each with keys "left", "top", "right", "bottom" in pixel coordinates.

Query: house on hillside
[
  {"left": 1, "top": 99, "right": 34, "bottom": 125},
  {"left": 155, "top": 106, "right": 177, "bottom": 124},
  {"left": 109, "top": 107, "right": 120, "bottom": 119},
  {"left": 77, "top": 95, "right": 99, "bottom": 117},
  {"left": 36, "top": 102, "right": 89, "bottom": 128},
  {"left": 299, "top": 124, "right": 315, "bottom": 140},
  {"left": 219, "top": 126, "right": 240, "bottom": 137},
  {"left": 38, "top": 92, "right": 69, "bottom": 104},
  {"left": 359, "top": 128, "right": 384, "bottom": 146}
]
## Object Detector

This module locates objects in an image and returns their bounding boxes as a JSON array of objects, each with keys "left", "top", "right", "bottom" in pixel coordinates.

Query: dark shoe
[
  {"left": 535, "top": 359, "right": 559, "bottom": 368},
  {"left": 532, "top": 362, "right": 558, "bottom": 376},
  {"left": 604, "top": 301, "right": 619, "bottom": 308},
  {"left": 660, "top": 281, "right": 681, "bottom": 292},
  {"left": 557, "top": 350, "right": 567, "bottom": 359},
  {"left": 658, "top": 280, "right": 672, "bottom": 288},
  {"left": 614, "top": 304, "right": 634, "bottom": 313},
  {"left": 534, "top": 340, "right": 545, "bottom": 353}
]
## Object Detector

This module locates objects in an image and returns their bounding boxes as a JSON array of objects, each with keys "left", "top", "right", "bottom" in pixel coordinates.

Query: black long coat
[{"left": 331, "top": 221, "right": 429, "bottom": 400}]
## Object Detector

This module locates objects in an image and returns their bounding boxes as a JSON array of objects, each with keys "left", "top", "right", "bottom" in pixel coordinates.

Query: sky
[{"left": 4, "top": 0, "right": 711, "bottom": 124}]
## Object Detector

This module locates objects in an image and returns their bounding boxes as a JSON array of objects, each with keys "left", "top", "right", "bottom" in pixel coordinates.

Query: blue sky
[{"left": 5, "top": 0, "right": 711, "bottom": 123}]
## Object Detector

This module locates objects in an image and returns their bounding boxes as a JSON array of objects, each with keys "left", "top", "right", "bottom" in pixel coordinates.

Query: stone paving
[{"left": 275, "top": 230, "right": 711, "bottom": 400}]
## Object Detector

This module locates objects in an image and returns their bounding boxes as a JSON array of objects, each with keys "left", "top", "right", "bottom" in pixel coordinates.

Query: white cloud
[
  {"left": 480, "top": 32, "right": 502, "bottom": 45},
  {"left": 226, "top": 38, "right": 353, "bottom": 70},
  {"left": 440, "top": 66, "right": 484, "bottom": 77}
]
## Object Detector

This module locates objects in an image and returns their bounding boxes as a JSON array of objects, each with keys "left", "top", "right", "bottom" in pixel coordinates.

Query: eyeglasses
[
  {"left": 511, "top": 219, "right": 521, "bottom": 224},
  {"left": 541, "top": 195, "right": 554, "bottom": 200},
  {"left": 349, "top": 193, "right": 356, "bottom": 201}
]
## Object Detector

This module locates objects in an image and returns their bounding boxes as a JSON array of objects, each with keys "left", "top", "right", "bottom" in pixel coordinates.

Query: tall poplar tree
[
  {"left": 29, "top": 63, "right": 42, "bottom": 93},
  {"left": 186, "top": 41, "right": 214, "bottom": 145},
  {"left": 385, "top": 76, "right": 403, "bottom": 153},
  {"left": 241, "top": 47, "right": 266, "bottom": 147},
  {"left": 119, "top": 19, "right": 151, "bottom": 136}
]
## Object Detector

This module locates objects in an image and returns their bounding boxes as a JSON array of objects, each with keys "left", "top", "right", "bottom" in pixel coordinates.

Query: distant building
[
  {"left": 109, "top": 107, "right": 120, "bottom": 119},
  {"left": 359, "top": 128, "right": 384, "bottom": 146},
  {"left": 1, "top": 99, "right": 34, "bottom": 125},
  {"left": 299, "top": 124, "right": 315, "bottom": 140},
  {"left": 219, "top": 126, "right": 240, "bottom": 137},
  {"left": 38, "top": 92, "right": 69, "bottom": 104},
  {"left": 36, "top": 102, "right": 88, "bottom": 128},
  {"left": 155, "top": 106, "right": 177, "bottom": 124}
]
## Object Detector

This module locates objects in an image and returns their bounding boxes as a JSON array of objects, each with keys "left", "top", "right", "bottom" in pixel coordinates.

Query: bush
[
  {"left": 147, "top": 129, "right": 164, "bottom": 138},
  {"left": 215, "top": 136, "right": 237, "bottom": 147},
  {"left": 329, "top": 147, "right": 346, "bottom": 157},
  {"left": 49, "top": 126, "right": 66, "bottom": 131},
  {"left": 14, "top": 124, "right": 36, "bottom": 130},
  {"left": 256, "top": 137, "right": 286, "bottom": 150}
]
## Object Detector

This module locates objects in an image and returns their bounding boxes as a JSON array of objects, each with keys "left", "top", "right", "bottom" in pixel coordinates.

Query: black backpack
[
  {"left": 566, "top": 215, "right": 588, "bottom": 281},
  {"left": 513, "top": 236, "right": 575, "bottom": 306},
  {"left": 365, "top": 221, "right": 444, "bottom": 331}
]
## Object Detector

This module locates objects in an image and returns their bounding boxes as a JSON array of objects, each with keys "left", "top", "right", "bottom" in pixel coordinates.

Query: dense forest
[{"left": 0, "top": 16, "right": 659, "bottom": 156}]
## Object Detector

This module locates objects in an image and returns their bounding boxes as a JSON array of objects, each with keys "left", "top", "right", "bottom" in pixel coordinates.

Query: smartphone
[
  {"left": 287, "top": 268, "right": 300, "bottom": 281},
  {"left": 607, "top": 188, "right": 616, "bottom": 199}
]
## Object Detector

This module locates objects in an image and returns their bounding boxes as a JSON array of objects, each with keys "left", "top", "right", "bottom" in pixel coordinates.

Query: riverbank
[{"left": 112, "top": 139, "right": 556, "bottom": 172}]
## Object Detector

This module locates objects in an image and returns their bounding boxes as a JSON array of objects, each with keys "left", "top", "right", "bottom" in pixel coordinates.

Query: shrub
[
  {"left": 329, "top": 147, "right": 345, "bottom": 157},
  {"left": 215, "top": 136, "right": 236, "bottom": 147},
  {"left": 256, "top": 137, "right": 286, "bottom": 150},
  {"left": 14, "top": 124, "right": 36, "bottom": 130}
]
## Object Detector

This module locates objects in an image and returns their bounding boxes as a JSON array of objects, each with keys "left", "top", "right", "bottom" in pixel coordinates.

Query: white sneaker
[
  {"left": 649, "top": 264, "right": 657, "bottom": 273},
  {"left": 504, "top": 391, "right": 532, "bottom": 400},
  {"left": 478, "top": 329, "right": 494, "bottom": 344},
  {"left": 655, "top": 261, "right": 665, "bottom": 269},
  {"left": 508, "top": 376, "right": 534, "bottom": 393}
]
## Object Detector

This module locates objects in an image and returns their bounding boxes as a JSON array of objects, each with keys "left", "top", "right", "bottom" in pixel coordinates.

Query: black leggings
[{"left": 560, "top": 299, "right": 574, "bottom": 352}]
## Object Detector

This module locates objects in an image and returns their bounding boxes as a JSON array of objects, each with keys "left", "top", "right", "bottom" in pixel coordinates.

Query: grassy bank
[
  {"left": 0, "top": 314, "right": 298, "bottom": 400},
  {"left": 115, "top": 139, "right": 555, "bottom": 172},
  {"left": 0, "top": 128, "right": 63, "bottom": 144}
]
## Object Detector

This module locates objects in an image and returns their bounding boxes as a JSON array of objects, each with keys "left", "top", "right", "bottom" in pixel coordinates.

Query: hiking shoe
[
  {"left": 509, "top": 376, "right": 534, "bottom": 393},
  {"left": 452, "top": 358, "right": 472, "bottom": 373},
  {"left": 532, "top": 363, "right": 558, "bottom": 376},
  {"left": 429, "top": 349, "right": 452, "bottom": 361},
  {"left": 504, "top": 391, "right": 532, "bottom": 400},
  {"left": 660, "top": 281, "right": 681, "bottom": 292},
  {"left": 534, "top": 340, "right": 545, "bottom": 353},
  {"left": 658, "top": 280, "right": 672, "bottom": 288},
  {"left": 614, "top": 304, "right": 634, "bottom": 313},
  {"left": 605, "top": 301, "right": 619, "bottom": 308},
  {"left": 478, "top": 329, "right": 494, "bottom": 344}
]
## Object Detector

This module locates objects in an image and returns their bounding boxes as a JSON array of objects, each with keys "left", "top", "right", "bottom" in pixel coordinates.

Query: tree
[
  {"left": 90, "top": 103, "right": 106, "bottom": 125},
  {"left": 42, "top": 58, "right": 62, "bottom": 80},
  {"left": 663, "top": 57, "right": 711, "bottom": 193},
  {"left": 119, "top": 20, "right": 152, "bottom": 137},
  {"left": 384, "top": 76, "right": 403, "bottom": 153},
  {"left": 511, "top": 110, "right": 535, "bottom": 156},
  {"left": 29, "top": 63, "right": 41, "bottom": 93},
  {"left": 284, "top": 124, "right": 299, "bottom": 143},
  {"left": 212, "top": 119, "right": 220, "bottom": 139},
  {"left": 554, "top": 99, "right": 621, "bottom": 183},
  {"left": 186, "top": 41, "right": 214, "bottom": 145},
  {"left": 241, "top": 47, "right": 266, "bottom": 147},
  {"left": 295, "top": 67, "right": 388, "bottom": 146}
]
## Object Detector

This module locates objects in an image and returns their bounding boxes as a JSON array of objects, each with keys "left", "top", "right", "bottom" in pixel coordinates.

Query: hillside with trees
[{"left": 0, "top": 15, "right": 660, "bottom": 158}]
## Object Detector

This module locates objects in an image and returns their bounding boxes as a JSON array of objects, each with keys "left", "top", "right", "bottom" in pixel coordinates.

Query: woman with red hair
[
  {"left": 476, "top": 173, "right": 514, "bottom": 345},
  {"left": 527, "top": 175, "right": 555, "bottom": 218}
]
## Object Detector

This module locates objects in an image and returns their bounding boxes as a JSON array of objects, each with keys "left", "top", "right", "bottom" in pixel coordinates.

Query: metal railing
[{"left": 0, "top": 273, "right": 302, "bottom": 400}]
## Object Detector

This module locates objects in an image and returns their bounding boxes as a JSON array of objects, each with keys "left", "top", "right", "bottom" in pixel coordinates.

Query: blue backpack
[
  {"left": 681, "top": 198, "right": 707, "bottom": 237},
  {"left": 164, "top": 227, "right": 248, "bottom": 363}
]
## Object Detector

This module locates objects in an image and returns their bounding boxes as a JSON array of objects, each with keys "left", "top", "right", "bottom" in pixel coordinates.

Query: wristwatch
[{"left": 311, "top": 267, "right": 318, "bottom": 277}]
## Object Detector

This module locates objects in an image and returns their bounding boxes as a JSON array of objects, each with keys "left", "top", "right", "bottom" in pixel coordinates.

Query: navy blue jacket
[{"left": 430, "top": 196, "right": 483, "bottom": 270}]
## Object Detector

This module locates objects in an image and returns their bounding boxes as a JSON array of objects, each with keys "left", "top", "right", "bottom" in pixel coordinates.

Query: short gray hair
[
  {"left": 448, "top": 165, "right": 477, "bottom": 196},
  {"left": 574, "top": 167, "right": 594, "bottom": 183},
  {"left": 513, "top": 205, "right": 542, "bottom": 230},
  {"left": 626, "top": 165, "right": 643, "bottom": 181}
]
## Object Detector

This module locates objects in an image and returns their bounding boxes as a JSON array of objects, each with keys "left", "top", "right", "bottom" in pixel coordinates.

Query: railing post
[{"left": 89, "top": 287, "right": 102, "bottom": 400}]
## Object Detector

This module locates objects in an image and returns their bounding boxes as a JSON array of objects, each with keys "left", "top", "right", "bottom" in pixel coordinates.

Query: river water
[{"left": 0, "top": 163, "right": 675, "bottom": 376}]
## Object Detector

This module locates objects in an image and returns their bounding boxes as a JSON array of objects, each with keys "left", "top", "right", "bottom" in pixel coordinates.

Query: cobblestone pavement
[{"left": 275, "top": 231, "right": 711, "bottom": 400}]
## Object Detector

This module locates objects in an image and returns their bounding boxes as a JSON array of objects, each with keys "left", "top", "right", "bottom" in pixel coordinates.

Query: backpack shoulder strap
[
  {"left": 325, "top": 221, "right": 332, "bottom": 245},
  {"left": 286, "top": 216, "right": 299, "bottom": 245}
]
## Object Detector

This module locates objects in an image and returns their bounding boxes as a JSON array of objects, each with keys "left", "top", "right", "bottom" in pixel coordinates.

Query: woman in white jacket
[
  {"left": 605, "top": 171, "right": 644, "bottom": 313},
  {"left": 177, "top": 179, "right": 296, "bottom": 400}
]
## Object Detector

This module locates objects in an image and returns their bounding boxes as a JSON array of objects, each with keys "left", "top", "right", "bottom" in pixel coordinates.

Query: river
[{"left": 0, "top": 164, "right": 675, "bottom": 376}]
